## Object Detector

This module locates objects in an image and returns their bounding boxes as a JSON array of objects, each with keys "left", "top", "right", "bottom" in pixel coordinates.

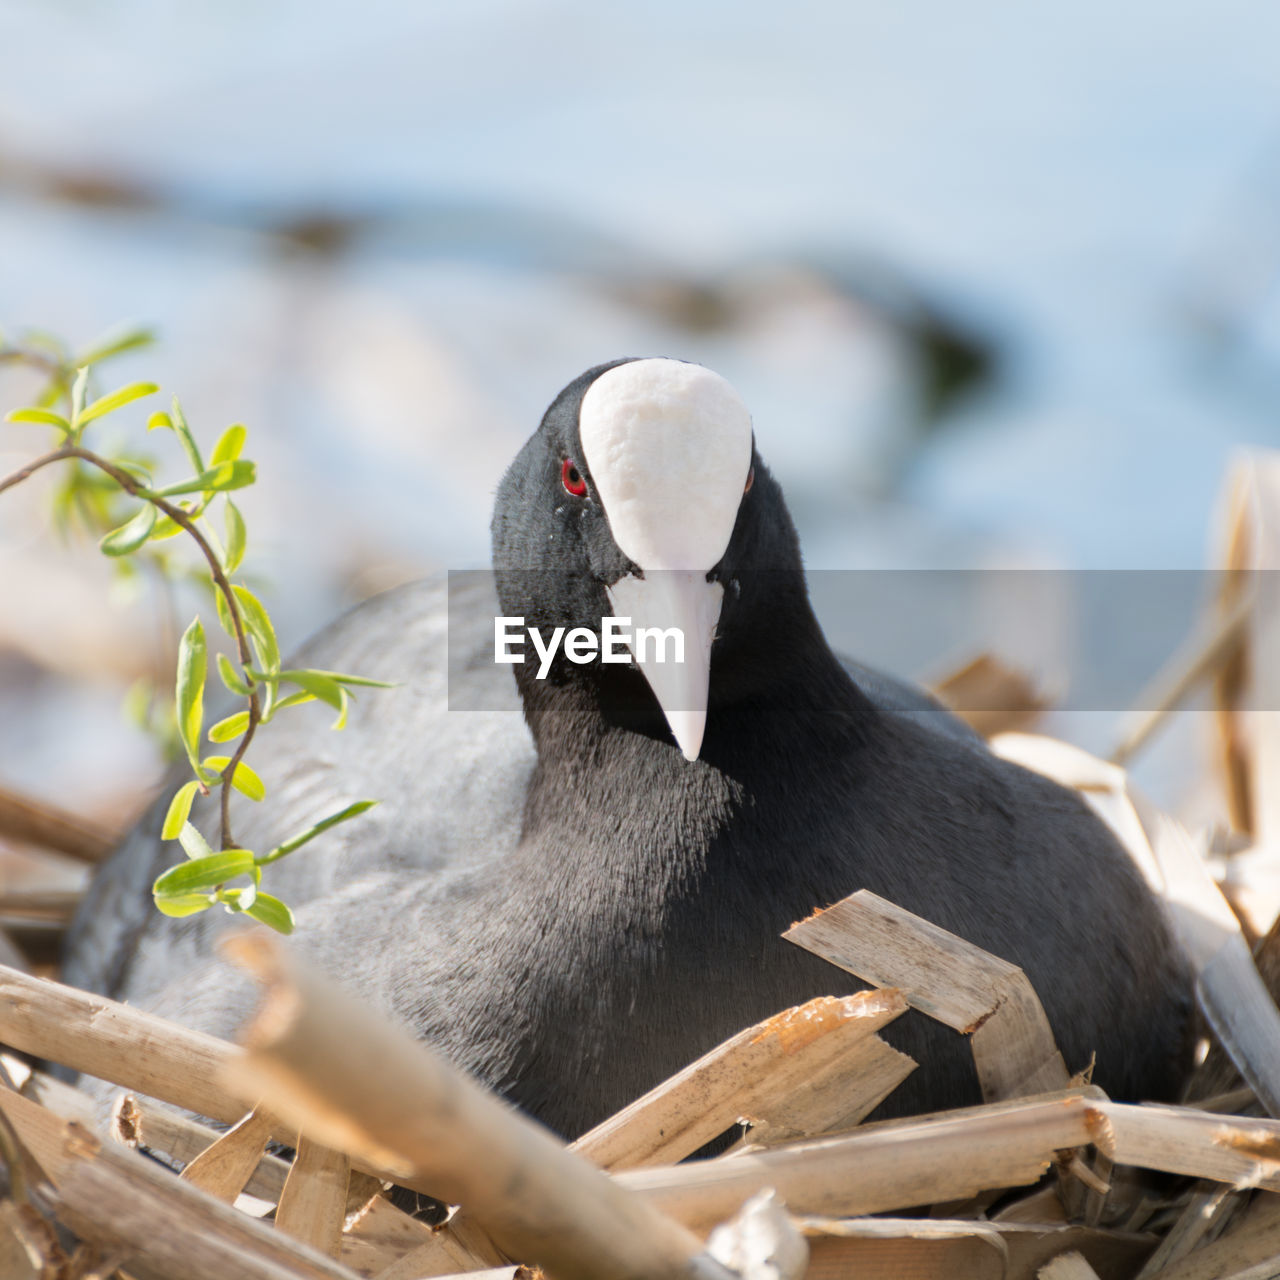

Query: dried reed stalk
[
  {"left": 620, "top": 1092, "right": 1094, "bottom": 1234},
  {"left": 617, "top": 1093, "right": 1280, "bottom": 1236},
  {"left": 0, "top": 784, "right": 115, "bottom": 864},
  {"left": 931, "top": 651, "right": 1047, "bottom": 738},
  {"left": 218, "top": 931, "right": 723, "bottom": 1280},
  {"left": 339, "top": 1192, "right": 437, "bottom": 1277},
  {"left": 799, "top": 1216, "right": 1154, "bottom": 1280},
  {"left": 0, "top": 962, "right": 252, "bottom": 1129},
  {"left": 785, "top": 889, "right": 1069, "bottom": 1101},
  {"left": 0, "top": 1086, "right": 361, "bottom": 1280},
  {"left": 179, "top": 1104, "right": 277, "bottom": 1203},
  {"left": 0, "top": 889, "right": 81, "bottom": 923},
  {"left": 1144, "top": 1191, "right": 1280, "bottom": 1279},
  {"left": 277, "top": 1136, "right": 350, "bottom": 1259},
  {"left": 1213, "top": 453, "right": 1280, "bottom": 848},
  {"left": 570, "top": 989, "right": 910, "bottom": 1171},
  {"left": 110, "top": 1092, "right": 289, "bottom": 1200}
]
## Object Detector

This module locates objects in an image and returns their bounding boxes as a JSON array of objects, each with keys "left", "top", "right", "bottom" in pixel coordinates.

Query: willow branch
[
  {"left": 0, "top": 444, "right": 261, "bottom": 849},
  {"left": 0, "top": 345, "right": 64, "bottom": 380}
]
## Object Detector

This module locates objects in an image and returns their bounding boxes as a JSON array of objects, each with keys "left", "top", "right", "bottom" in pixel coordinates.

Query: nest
[{"left": 2, "top": 455, "right": 1280, "bottom": 1280}]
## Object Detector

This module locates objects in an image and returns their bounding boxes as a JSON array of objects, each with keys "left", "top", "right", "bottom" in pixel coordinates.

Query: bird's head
[{"left": 492, "top": 357, "right": 804, "bottom": 761}]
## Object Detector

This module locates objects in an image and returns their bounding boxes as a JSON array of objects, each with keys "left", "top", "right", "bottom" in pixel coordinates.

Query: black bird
[{"left": 64, "top": 357, "right": 1192, "bottom": 1137}]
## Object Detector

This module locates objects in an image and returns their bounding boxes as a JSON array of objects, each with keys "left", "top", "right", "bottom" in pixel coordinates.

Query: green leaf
[
  {"left": 21, "top": 329, "right": 67, "bottom": 358},
  {"left": 74, "top": 467, "right": 125, "bottom": 495},
  {"left": 175, "top": 616, "right": 207, "bottom": 771},
  {"left": 201, "top": 755, "right": 266, "bottom": 802},
  {"left": 75, "top": 324, "right": 156, "bottom": 366},
  {"left": 208, "top": 710, "right": 250, "bottom": 742},
  {"left": 233, "top": 585, "right": 280, "bottom": 675},
  {"left": 277, "top": 668, "right": 344, "bottom": 711},
  {"left": 210, "top": 423, "right": 247, "bottom": 466},
  {"left": 153, "top": 849, "right": 257, "bottom": 896},
  {"left": 243, "top": 892, "right": 294, "bottom": 935},
  {"left": 36, "top": 378, "right": 68, "bottom": 411},
  {"left": 77, "top": 381, "right": 159, "bottom": 428},
  {"left": 259, "top": 800, "right": 378, "bottom": 865},
  {"left": 177, "top": 820, "right": 216, "bottom": 862},
  {"left": 214, "top": 585, "right": 234, "bottom": 637},
  {"left": 220, "top": 880, "right": 257, "bottom": 912},
  {"left": 272, "top": 690, "right": 316, "bottom": 714},
  {"left": 325, "top": 671, "right": 398, "bottom": 689},
  {"left": 154, "top": 892, "right": 214, "bottom": 918},
  {"left": 216, "top": 653, "right": 252, "bottom": 698},
  {"left": 331, "top": 686, "right": 349, "bottom": 731},
  {"left": 70, "top": 367, "right": 89, "bottom": 427},
  {"left": 99, "top": 503, "right": 158, "bottom": 556},
  {"left": 6, "top": 406, "right": 71, "bottom": 434},
  {"left": 233, "top": 761, "right": 265, "bottom": 801},
  {"left": 148, "top": 513, "right": 185, "bottom": 541},
  {"left": 161, "top": 780, "right": 201, "bottom": 840},
  {"left": 147, "top": 411, "right": 173, "bottom": 432},
  {"left": 223, "top": 499, "right": 246, "bottom": 573},
  {"left": 155, "top": 459, "right": 256, "bottom": 497},
  {"left": 274, "top": 670, "right": 367, "bottom": 730},
  {"left": 208, "top": 458, "right": 256, "bottom": 492},
  {"left": 169, "top": 397, "right": 205, "bottom": 476}
]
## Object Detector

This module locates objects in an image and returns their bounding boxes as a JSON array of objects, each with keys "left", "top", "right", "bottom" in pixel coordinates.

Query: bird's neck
[
  {"left": 514, "top": 589, "right": 871, "bottom": 850},
  {"left": 515, "top": 572, "right": 853, "bottom": 747}
]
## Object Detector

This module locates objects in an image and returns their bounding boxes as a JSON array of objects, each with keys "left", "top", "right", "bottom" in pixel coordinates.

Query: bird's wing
[{"left": 61, "top": 575, "right": 535, "bottom": 1004}]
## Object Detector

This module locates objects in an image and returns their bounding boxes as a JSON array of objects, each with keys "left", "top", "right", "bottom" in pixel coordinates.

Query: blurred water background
[{"left": 2, "top": 0, "right": 1280, "bottom": 859}]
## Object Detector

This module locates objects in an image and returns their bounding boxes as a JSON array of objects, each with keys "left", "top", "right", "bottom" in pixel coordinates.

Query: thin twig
[
  {"left": 0, "top": 345, "right": 63, "bottom": 380},
  {"left": 0, "top": 444, "right": 261, "bottom": 849}
]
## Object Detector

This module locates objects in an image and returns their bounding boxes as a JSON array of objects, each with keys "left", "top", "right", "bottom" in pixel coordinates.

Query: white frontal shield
[{"left": 581, "top": 359, "right": 753, "bottom": 761}]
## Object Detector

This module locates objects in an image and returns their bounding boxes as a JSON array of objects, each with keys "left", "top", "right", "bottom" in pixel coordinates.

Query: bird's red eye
[
  {"left": 562, "top": 459, "right": 587, "bottom": 497},
  {"left": 744, "top": 466, "right": 755, "bottom": 494}
]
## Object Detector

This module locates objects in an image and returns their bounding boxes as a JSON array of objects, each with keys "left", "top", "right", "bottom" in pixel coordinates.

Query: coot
[{"left": 64, "top": 357, "right": 1191, "bottom": 1135}]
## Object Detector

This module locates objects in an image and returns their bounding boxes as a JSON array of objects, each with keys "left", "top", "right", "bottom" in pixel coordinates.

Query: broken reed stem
[
  {"left": 0, "top": 962, "right": 255, "bottom": 1131},
  {"left": 0, "top": 889, "right": 82, "bottom": 925},
  {"left": 620, "top": 1093, "right": 1096, "bottom": 1234},
  {"left": 13, "top": 944, "right": 1280, "bottom": 1271},
  {"left": 1111, "top": 589, "right": 1254, "bottom": 767},
  {"left": 177, "top": 1104, "right": 279, "bottom": 1204},
  {"left": 218, "top": 932, "right": 720, "bottom": 1280},
  {"left": 784, "top": 889, "right": 1069, "bottom": 1102},
  {"left": 0, "top": 1088, "right": 360, "bottom": 1280},
  {"left": 0, "top": 785, "right": 115, "bottom": 864},
  {"left": 570, "top": 989, "right": 909, "bottom": 1171},
  {"left": 276, "top": 1137, "right": 350, "bottom": 1259},
  {"left": 620, "top": 1094, "right": 1280, "bottom": 1236}
]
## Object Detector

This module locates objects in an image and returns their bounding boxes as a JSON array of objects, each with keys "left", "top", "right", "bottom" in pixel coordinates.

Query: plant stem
[
  {"left": 0, "top": 345, "right": 63, "bottom": 379},
  {"left": 0, "top": 444, "right": 261, "bottom": 849}
]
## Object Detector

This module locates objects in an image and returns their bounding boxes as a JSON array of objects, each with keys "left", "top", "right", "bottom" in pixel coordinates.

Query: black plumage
[{"left": 64, "top": 359, "right": 1192, "bottom": 1137}]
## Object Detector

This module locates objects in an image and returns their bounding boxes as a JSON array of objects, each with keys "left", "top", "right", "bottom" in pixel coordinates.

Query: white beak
[{"left": 607, "top": 571, "right": 724, "bottom": 761}]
